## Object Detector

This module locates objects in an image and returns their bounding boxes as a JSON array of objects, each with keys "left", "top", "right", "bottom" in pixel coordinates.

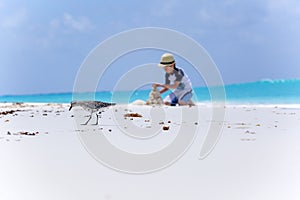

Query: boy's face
[{"left": 163, "top": 63, "right": 174, "bottom": 74}]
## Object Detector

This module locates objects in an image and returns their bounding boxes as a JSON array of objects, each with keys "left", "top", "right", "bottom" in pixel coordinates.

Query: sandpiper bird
[{"left": 69, "top": 101, "right": 116, "bottom": 125}]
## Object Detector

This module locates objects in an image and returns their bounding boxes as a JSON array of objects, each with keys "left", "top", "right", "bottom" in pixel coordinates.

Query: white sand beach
[{"left": 1, "top": 102, "right": 300, "bottom": 200}]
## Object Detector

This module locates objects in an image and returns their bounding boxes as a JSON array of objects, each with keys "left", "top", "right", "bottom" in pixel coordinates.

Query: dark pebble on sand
[
  {"left": 124, "top": 113, "right": 143, "bottom": 118},
  {"left": 19, "top": 131, "right": 36, "bottom": 136},
  {"left": 0, "top": 110, "right": 20, "bottom": 115}
]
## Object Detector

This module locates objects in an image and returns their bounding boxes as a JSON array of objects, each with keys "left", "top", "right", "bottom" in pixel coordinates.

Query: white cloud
[
  {"left": 62, "top": 13, "right": 94, "bottom": 32},
  {"left": 195, "top": 6, "right": 246, "bottom": 28},
  {"left": 151, "top": 0, "right": 180, "bottom": 17},
  {"left": 260, "top": 0, "right": 300, "bottom": 29},
  {"left": 0, "top": 7, "right": 28, "bottom": 29},
  {"left": 267, "top": 0, "right": 300, "bottom": 15},
  {"left": 34, "top": 13, "right": 94, "bottom": 47},
  {"left": 49, "top": 18, "right": 60, "bottom": 30}
]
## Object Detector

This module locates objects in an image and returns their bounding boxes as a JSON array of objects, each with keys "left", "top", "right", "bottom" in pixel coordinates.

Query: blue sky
[{"left": 0, "top": 0, "right": 300, "bottom": 95}]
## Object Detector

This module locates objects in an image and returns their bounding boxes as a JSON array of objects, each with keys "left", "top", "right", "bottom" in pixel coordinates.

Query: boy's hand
[
  {"left": 153, "top": 83, "right": 169, "bottom": 94},
  {"left": 152, "top": 83, "right": 161, "bottom": 88}
]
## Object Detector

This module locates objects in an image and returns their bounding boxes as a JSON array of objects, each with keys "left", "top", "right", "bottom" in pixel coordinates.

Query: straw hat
[{"left": 158, "top": 53, "right": 175, "bottom": 67}]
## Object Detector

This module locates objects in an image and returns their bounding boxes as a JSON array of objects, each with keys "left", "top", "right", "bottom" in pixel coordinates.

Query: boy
[{"left": 153, "top": 53, "right": 194, "bottom": 106}]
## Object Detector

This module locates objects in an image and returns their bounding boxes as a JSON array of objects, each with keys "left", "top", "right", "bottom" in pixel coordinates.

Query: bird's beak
[{"left": 69, "top": 105, "right": 72, "bottom": 111}]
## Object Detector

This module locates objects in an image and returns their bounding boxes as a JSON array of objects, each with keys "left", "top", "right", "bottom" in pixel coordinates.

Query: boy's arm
[
  {"left": 159, "top": 87, "right": 168, "bottom": 94},
  {"left": 153, "top": 83, "right": 168, "bottom": 93},
  {"left": 153, "top": 81, "right": 180, "bottom": 93}
]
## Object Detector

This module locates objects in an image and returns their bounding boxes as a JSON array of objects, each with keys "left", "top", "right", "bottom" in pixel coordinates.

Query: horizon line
[{"left": 1, "top": 78, "right": 299, "bottom": 97}]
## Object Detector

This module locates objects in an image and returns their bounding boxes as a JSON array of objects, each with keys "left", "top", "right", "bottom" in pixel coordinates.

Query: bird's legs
[
  {"left": 82, "top": 112, "right": 93, "bottom": 125},
  {"left": 92, "top": 111, "right": 102, "bottom": 125}
]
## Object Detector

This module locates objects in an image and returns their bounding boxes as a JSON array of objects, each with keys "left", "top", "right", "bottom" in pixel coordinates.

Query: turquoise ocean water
[{"left": 1, "top": 79, "right": 300, "bottom": 104}]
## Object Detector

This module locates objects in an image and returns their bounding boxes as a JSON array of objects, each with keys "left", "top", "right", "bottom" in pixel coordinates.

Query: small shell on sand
[{"left": 131, "top": 100, "right": 146, "bottom": 105}]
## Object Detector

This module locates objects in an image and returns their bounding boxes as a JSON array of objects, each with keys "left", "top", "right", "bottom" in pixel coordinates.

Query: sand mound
[{"left": 146, "top": 86, "right": 163, "bottom": 105}]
